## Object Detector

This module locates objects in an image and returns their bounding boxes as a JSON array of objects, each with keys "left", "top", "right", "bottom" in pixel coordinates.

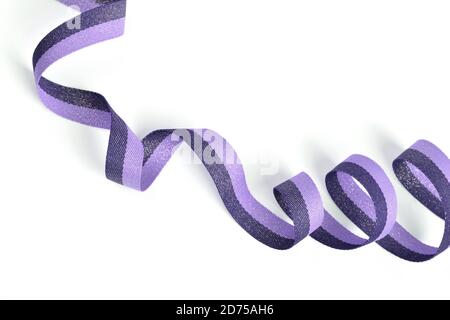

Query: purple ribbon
[{"left": 34, "top": 0, "right": 450, "bottom": 262}]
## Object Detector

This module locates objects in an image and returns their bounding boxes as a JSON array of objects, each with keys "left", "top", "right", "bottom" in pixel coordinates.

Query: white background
[{"left": 0, "top": 0, "right": 449, "bottom": 299}]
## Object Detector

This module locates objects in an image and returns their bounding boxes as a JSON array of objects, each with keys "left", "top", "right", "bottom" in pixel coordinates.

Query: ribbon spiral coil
[{"left": 33, "top": 0, "right": 450, "bottom": 262}]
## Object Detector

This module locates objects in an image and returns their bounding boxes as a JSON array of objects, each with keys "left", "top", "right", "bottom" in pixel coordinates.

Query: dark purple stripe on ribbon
[
  {"left": 106, "top": 111, "right": 129, "bottom": 184},
  {"left": 33, "top": 0, "right": 126, "bottom": 67},
  {"left": 39, "top": 78, "right": 111, "bottom": 112}
]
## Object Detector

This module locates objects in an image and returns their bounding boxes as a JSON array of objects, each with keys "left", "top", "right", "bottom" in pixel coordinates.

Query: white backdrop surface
[{"left": 0, "top": 0, "right": 449, "bottom": 299}]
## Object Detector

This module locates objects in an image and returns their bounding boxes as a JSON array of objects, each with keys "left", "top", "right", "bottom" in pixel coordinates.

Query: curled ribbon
[{"left": 34, "top": 0, "right": 450, "bottom": 262}]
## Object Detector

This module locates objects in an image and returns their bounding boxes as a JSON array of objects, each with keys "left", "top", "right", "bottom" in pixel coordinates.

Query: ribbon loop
[
  {"left": 311, "top": 155, "right": 397, "bottom": 250},
  {"left": 274, "top": 173, "right": 324, "bottom": 243},
  {"left": 376, "top": 140, "right": 450, "bottom": 262}
]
